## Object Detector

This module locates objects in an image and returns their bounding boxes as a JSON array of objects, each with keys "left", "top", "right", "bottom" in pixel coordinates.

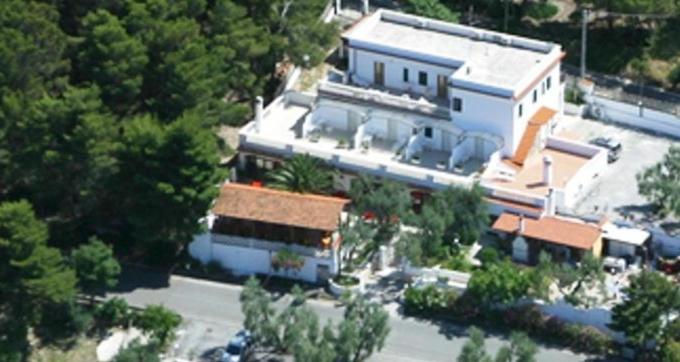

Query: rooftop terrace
[{"left": 343, "top": 9, "right": 561, "bottom": 92}]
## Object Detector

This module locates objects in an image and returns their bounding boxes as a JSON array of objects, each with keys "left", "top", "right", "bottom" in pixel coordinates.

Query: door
[
  {"left": 437, "top": 75, "right": 448, "bottom": 98},
  {"left": 374, "top": 61, "right": 385, "bottom": 86}
]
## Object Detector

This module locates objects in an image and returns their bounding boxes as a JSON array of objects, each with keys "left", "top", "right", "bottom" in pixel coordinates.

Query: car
[
  {"left": 590, "top": 136, "right": 622, "bottom": 163},
  {"left": 219, "top": 330, "right": 253, "bottom": 362}
]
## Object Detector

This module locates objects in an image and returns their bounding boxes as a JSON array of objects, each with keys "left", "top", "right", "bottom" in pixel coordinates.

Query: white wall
[
  {"left": 587, "top": 95, "right": 680, "bottom": 138},
  {"left": 188, "top": 233, "right": 338, "bottom": 283},
  {"left": 349, "top": 48, "right": 456, "bottom": 98},
  {"left": 449, "top": 87, "right": 515, "bottom": 155}
]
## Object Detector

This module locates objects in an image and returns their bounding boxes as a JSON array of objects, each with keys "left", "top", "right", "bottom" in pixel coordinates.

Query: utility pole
[
  {"left": 580, "top": 8, "right": 588, "bottom": 78},
  {"left": 503, "top": 0, "right": 509, "bottom": 32}
]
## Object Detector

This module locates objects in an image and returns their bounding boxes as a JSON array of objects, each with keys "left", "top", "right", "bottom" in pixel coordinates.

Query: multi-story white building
[{"left": 238, "top": 9, "right": 606, "bottom": 216}]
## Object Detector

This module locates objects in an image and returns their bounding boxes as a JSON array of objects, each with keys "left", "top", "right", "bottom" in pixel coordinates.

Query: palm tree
[{"left": 266, "top": 154, "right": 334, "bottom": 194}]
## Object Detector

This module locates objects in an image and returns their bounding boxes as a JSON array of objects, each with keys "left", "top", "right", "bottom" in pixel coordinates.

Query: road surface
[{"left": 108, "top": 267, "right": 591, "bottom": 362}]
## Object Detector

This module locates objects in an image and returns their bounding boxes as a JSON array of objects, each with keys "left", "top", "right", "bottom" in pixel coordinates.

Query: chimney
[
  {"left": 546, "top": 187, "right": 556, "bottom": 216},
  {"left": 543, "top": 155, "right": 553, "bottom": 185},
  {"left": 254, "top": 96, "right": 264, "bottom": 132},
  {"left": 518, "top": 215, "right": 525, "bottom": 234},
  {"left": 362, "top": 0, "right": 369, "bottom": 14}
]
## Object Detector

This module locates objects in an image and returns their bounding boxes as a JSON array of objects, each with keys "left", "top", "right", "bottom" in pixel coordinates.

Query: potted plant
[{"left": 337, "top": 138, "right": 348, "bottom": 149}]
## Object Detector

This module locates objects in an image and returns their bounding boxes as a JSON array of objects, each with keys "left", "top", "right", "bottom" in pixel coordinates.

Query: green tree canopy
[
  {"left": 467, "top": 260, "right": 531, "bottom": 307},
  {"left": 266, "top": 154, "right": 335, "bottom": 194},
  {"left": 637, "top": 146, "right": 680, "bottom": 218},
  {"left": 77, "top": 9, "right": 148, "bottom": 115},
  {"left": 403, "top": 0, "right": 460, "bottom": 23},
  {"left": 135, "top": 305, "right": 182, "bottom": 347},
  {"left": 609, "top": 271, "right": 680, "bottom": 356},
  {"left": 71, "top": 237, "right": 121, "bottom": 300},
  {"left": 0, "top": 200, "right": 77, "bottom": 360}
]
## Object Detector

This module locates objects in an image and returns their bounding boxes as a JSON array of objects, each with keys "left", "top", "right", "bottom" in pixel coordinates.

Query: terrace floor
[{"left": 488, "top": 147, "right": 591, "bottom": 196}]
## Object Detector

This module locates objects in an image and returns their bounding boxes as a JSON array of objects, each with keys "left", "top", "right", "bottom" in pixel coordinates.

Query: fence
[{"left": 586, "top": 94, "right": 680, "bottom": 139}]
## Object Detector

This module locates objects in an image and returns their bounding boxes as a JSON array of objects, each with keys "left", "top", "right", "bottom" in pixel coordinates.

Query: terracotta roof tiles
[
  {"left": 212, "top": 183, "right": 349, "bottom": 231},
  {"left": 492, "top": 212, "right": 601, "bottom": 250}
]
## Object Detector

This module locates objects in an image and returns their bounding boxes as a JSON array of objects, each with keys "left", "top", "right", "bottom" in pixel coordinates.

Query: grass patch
[
  {"left": 30, "top": 337, "right": 97, "bottom": 362},
  {"left": 526, "top": 2, "right": 558, "bottom": 20}
]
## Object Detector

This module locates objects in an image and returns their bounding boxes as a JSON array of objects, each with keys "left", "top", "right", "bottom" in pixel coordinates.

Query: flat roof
[
  {"left": 343, "top": 10, "right": 560, "bottom": 92},
  {"left": 492, "top": 213, "right": 602, "bottom": 250},
  {"left": 602, "top": 223, "right": 650, "bottom": 246},
  {"left": 489, "top": 147, "right": 591, "bottom": 197},
  {"left": 212, "top": 183, "right": 349, "bottom": 231}
]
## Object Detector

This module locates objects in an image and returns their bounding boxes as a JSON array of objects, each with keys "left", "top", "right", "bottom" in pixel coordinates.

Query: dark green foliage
[
  {"left": 397, "top": 184, "right": 488, "bottom": 266},
  {"left": 240, "top": 277, "right": 390, "bottom": 362},
  {"left": 637, "top": 146, "right": 680, "bottom": 218},
  {"left": 77, "top": 10, "right": 148, "bottom": 115},
  {"left": 0, "top": 201, "right": 77, "bottom": 360},
  {"left": 609, "top": 271, "right": 680, "bottom": 355},
  {"left": 113, "top": 339, "right": 161, "bottom": 362},
  {"left": 403, "top": 0, "right": 460, "bottom": 23},
  {"left": 266, "top": 154, "right": 335, "bottom": 194},
  {"left": 349, "top": 176, "right": 412, "bottom": 234},
  {"left": 72, "top": 237, "right": 121, "bottom": 299},
  {"left": 403, "top": 285, "right": 459, "bottom": 315},
  {"left": 116, "top": 112, "right": 225, "bottom": 249},
  {"left": 457, "top": 327, "right": 538, "bottom": 362},
  {"left": 95, "top": 297, "right": 132, "bottom": 328},
  {"left": 467, "top": 260, "right": 531, "bottom": 307},
  {"left": 668, "top": 62, "right": 680, "bottom": 89},
  {"left": 35, "top": 301, "right": 93, "bottom": 343},
  {"left": 525, "top": 2, "right": 558, "bottom": 20},
  {"left": 135, "top": 305, "right": 183, "bottom": 347}
]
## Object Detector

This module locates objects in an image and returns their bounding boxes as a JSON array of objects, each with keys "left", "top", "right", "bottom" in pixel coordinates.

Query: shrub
[
  {"left": 36, "top": 301, "right": 93, "bottom": 343},
  {"left": 95, "top": 297, "right": 132, "bottom": 328},
  {"left": 403, "top": 285, "right": 458, "bottom": 315},
  {"left": 113, "top": 339, "right": 160, "bottom": 362},
  {"left": 271, "top": 249, "right": 305, "bottom": 271},
  {"left": 477, "top": 247, "right": 500, "bottom": 266},
  {"left": 333, "top": 274, "right": 360, "bottom": 286},
  {"left": 134, "top": 305, "right": 182, "bottom": 347},
  {"left": 526, "top": 2, "right": 559, "bottom": 20}
]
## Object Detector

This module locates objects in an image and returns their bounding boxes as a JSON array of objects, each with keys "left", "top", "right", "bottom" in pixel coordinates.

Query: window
[
  {"left": 374, "top": 62, "right": 384, "bottom": 86},
  {"left": 452, "top": 97, "right": 462, "bottom": 112},
  {"left": 418, "top": 71, "right": 428, "bottom": 86},
  {"left": 532, "top": 89, "right": 537, "bottom": 103},
  {"left": 541, "top": 82, "right": 546, "bottom": 94},
  {"left": 424, "top": 127, "right": 433, "bottom": 138},
  {"left": 518, "top": 104, "right": 523, "bottom": 118},
  {"left": 546, "top": 76, "right": 552, "bottom": 90},
  {"left": 403, "top": 68, "right": 409, "bottom": 82}
]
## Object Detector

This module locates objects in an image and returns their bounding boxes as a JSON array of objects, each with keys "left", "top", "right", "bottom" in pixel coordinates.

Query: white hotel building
[{"left": 238, "top": 9, "right": 606, "bottom": 217}]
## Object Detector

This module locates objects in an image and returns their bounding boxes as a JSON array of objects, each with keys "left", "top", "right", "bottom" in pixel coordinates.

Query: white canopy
[{"left": 602, "top": 223, "right": 650, "bottom": 246}]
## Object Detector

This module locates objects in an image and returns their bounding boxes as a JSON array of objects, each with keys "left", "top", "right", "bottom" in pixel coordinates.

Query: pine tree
[{"left": 0, "top": 200, "right": 77, "bottom": 360}]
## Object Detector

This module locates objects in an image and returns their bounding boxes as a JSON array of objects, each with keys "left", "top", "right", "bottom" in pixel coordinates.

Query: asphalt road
[{"left": 108, "top": 267, "right": 591, "bottom": 362}]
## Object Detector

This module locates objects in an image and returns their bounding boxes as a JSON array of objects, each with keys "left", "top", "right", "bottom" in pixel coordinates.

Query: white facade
[
  {"left": 343, "top": 10, "right": 564, "bottom": 157},
  {"left": 189, "top": 232, "right": 339, "bottom": 284}
]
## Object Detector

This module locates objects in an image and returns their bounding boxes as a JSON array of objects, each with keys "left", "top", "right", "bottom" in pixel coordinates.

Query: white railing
[
  {"left": 211, "top": 233, "right": 333, "bottom": 259},
  {"left": 318, "top": 81, "right": 449, "bottom": 118}
]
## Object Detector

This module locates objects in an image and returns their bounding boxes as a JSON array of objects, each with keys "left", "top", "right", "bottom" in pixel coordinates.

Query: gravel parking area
[{"left": 559, "top": 115, "right": 678, "bottom": 221}]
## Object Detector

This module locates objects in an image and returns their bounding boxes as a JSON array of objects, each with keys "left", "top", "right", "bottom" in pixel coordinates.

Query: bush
[
  {"left": 114, "top": 339, "right": 160, "bottom": 362},
  {"left": 477, "top": 247, "right": 500, "bottom": 266},
  {"left": 526, "top": 2, "right": 558, "bottom": 20},
  {"left": 95, "top": 297, "right": 132, "bottom": 328},
  {"left": 135, "top": 305, "right": 182, "bottom": 347},
  {"left": 35, "top": 301, "right": 93, "bottom": 343},
  {"left": 403, "top": 285, "right": 458, "bottom": 315},
  {"left": 333, "top": 274, "right": 360, "bottom": 286}
]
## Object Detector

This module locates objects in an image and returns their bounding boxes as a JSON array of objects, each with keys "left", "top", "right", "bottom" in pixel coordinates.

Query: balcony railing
[{"left": 212, "top": 233, "right": 334, "bottom": 259}]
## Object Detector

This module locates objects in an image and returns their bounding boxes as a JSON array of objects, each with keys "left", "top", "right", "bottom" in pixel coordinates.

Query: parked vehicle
[
  {"left": 219, "top": 330, "right": 253, "bottom": 362},
  {"left": 590, "top": 137, "right": 622, "bottom": 163}
]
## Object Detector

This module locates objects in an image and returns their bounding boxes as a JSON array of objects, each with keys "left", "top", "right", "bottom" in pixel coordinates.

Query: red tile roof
[
  {"left": 212, "top": 183, "right": 349, "bottom": 231},
  {"left": 511, "top": 107, "right": 557, "bottom": 166},
  {"left": 492, "top": 212, "right": 602, "bottom": 250}
]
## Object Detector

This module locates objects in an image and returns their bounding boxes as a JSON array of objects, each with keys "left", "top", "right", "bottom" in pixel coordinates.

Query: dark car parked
[{"left": 591, "top": 137, "right": 622, "bottom": 163}]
